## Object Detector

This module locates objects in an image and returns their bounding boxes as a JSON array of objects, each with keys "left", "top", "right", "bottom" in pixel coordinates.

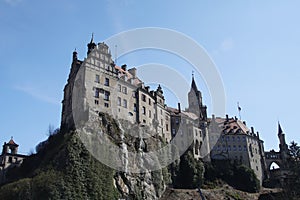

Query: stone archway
[{"left": 269, "top": 161, "right": 281, "bottom": 171}]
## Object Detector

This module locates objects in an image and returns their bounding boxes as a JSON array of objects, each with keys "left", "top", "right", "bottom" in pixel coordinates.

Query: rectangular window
[
  {"left": 104, "top": 91, "right": 109, "bottom": 101},
  {"left": 104, "top": 103, "right": 109, "bottom": 108},
  {"left": 166, "top": 124, "right": 169, "bottom": 131},
  {"left": 161, "top": 119, "right": 163, "bottom": 125},
  {"left": 122, "top": 86, "right": 127, "bottom": 94},
  {"left": 117, "top": 97, "right": 121, "bottom": 106},
  {"left": 142, "top": 106, "right": 146, "bottom": 115},
  {"left": 94, "top": 88, "right": 100, "bottom": 98},
  {"left": 118, "top": 84, "right": 121, "bottom": 92},
  {"left": 123, "top": 99, "right": 127, "bottom": 108},
  {"left": 142, "top": 94, "right": 146, "bottom": 102},
  {"left": 133, "top": 91, "right": 137, "bottom": 98},
  {"left": 149, "top": 99, "right": 151, "bottom": 105},
  {"left": 104, "top": 78, "right": 109, "bottom": 86},
  {"left": 95, "top": 100, "right": 99, "bottom": 105},
  {"left": 95, "top": 74, "right": 100, "bottom": 83},
  {"left": 172, "top": 129, "right": 176, "bottom": 135},
  {"left": 134, "top": 103, "right": 137, "bottom": 112},
  {"left": 149, "top": 110, "right": 151, "bottom": 118}
]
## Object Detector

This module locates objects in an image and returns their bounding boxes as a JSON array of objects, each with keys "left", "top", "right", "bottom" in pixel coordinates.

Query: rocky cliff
[{"left": 0, "top": 113, "right": 170, "bottom": 199}]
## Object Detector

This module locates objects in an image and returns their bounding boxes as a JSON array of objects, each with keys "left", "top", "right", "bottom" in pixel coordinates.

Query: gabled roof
[
  {"left": 210, "top": 117, "right": 250, "bottom": 135},
  {"left": 7, "top": 138, "right": 19, "bottom": 147}
]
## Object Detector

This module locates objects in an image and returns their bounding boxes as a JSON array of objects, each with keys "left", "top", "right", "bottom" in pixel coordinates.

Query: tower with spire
[
  {"left": 187, "top": 74, "right": 207, "bottom": 121},
  {"left": 0, "top": 137, "right": 26, "bottom": 183},
  {"left": 187, "top": 74, "right": 210, "bottom": 161},
  {"left": 277, "top": 122, "right": 289, "bottom": 165}
]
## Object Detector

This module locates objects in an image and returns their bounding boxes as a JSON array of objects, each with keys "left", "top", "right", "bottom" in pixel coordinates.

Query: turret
[
  {"left": 2, "top": 137, "right": 19, "bottom": 155},
  {"left": 87, "top": 33, "right": 96, "bottom": 55},
  {"left": 278, "top": 122, "right": 288, "bottom": 152},
  {"left": 72, "top": 49, "right": 78, "bottom": 62}
]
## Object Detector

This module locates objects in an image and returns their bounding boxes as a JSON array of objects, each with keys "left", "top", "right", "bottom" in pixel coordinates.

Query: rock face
[
  {"left": 78, "top": 112, "right": 170, "bottom": 199},
  {"left": 0, "top": 112, "right": 170, "bottom": 200}
]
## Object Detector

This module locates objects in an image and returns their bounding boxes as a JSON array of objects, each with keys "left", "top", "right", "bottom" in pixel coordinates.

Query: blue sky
[{"left": 1, "top": 0, "right": 299, "bottom": 154}]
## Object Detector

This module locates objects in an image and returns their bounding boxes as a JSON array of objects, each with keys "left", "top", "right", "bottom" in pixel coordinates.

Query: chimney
[
  {"left": 243, "top": 121, "right": 246, "bottom": 125},
  {"left": 178, "top": 103, "right": 181, "bottom": 113},
  {"left": 212, "top": 114, "right": 215, "bottom": 120},
  {"left": 121, "top": 64, "right": 127, "bottom": 71},
  {"left": 251, "top": 127, "right": 254, "bottom": 134},
  {"left": 145, "top": 86, "right": 150, "bottom": 92},
  {"left": 128, "top": 68, "right": 137, "bottom": 78},
  {"left": 226, "top": 114, "right": 229, "bottom": 121}
]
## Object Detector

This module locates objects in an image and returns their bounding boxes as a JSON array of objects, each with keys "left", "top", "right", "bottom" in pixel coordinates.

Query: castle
[
  {"left": 60, "top": 37, "right": 270, "bottom": 184},
  {"left": 0, "top": 36, "right": 291, "bottom": 186}
]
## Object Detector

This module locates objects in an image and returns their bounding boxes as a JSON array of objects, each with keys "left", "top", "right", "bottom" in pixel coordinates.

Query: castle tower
[
  {"left": 278, "top": 122, "right": 289, "bottom": 165},
  {"left": 0, "top": 137, "right": 26, "bottom": 183},
  {"left": 187, "top": 75, "right": 207, "bottom": 121},
  {"left": 61, "top": 48, "right": 84, "bottom": 131},
  {"left": 2, "top": 137, "right": 19, "bottom": 155}
]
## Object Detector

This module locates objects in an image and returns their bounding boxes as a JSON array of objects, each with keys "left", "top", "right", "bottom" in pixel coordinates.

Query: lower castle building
[
  {"left": 0, "top": 138, "right": 26, "bottom": 183},
  {"left": 208, "top": 115, "right": 267, "bottom": 184}
]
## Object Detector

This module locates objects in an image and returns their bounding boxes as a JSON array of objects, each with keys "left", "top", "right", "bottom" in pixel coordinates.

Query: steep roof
[
  {"left": 210, "top": 117, "right": 251, "bottom": 135},
  {"left": 191, "top": 76, "right": 198, "bottom": 92},
  {"left": 278, "top": 122, "right": 283, "bottom": 135},
  {"left": 7, "top": 137, "right": 19, "bottom": 146}
]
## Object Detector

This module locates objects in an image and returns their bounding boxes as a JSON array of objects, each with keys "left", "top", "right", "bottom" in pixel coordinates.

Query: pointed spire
[
  {"left": 90, "top": 32, "right": 94, "bottom": 43},
  {"left": 278, "top": 121, "right": 283, "bottom": 135},
  {"left": 87, "top": 33, "right": 96, "bottom": 55},
  {"left": 191, "top": 73, "right": 198, "bottom": 92}
]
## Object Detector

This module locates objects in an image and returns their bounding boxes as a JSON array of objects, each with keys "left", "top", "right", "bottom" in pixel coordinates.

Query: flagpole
[{"left": 237, "top": 102, "right": 241, "bottom": 120}]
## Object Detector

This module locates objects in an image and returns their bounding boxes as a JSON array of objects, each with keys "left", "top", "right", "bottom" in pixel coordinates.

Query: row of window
[
  {"left": 141, "top": 94, "right": 153, "bottom": 105},
  {"left": 117, "top": 97, "right": 128, "bottom": 108},
  {"left": 117, "top": 84, "right": 128, "bottom": 94},
  {"left": 215, "top": 145, "right": 248, "bottom": 152},
  {"left": 94, "top": 88, "right": 110, "bottom": 101},
  {"left": 220, "top": 135, "right": 247, "bottom": 142},
  {"left": 214, "top": 144, "right": 259, "bottom": 155},
  {"left": 95, "top": 75, "right": 110, "bottom": 86},
  {"left": 94, "top": 100, "right": 109, "bottom": 108}
]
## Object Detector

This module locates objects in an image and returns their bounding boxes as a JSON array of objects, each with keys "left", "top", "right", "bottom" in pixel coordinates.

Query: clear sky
[{"left": 1, "top": 0, "right": 299, "bottom": 154}]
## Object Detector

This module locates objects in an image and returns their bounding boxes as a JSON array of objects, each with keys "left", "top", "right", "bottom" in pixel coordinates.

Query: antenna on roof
[
  {"left": 115, "top": 45, "right": 118, "bottom": 65},
  {"left": 237, "top": 102, "right": 242, "bottom": 120}
]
